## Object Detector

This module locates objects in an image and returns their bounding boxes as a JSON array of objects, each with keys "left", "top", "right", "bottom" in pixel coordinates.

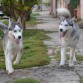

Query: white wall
[
  {"left": 53, "top": 0, "right": 56, "bottom": 14},
  {"left": 80, "top": 0, "right": 83, "bottom": 19}
]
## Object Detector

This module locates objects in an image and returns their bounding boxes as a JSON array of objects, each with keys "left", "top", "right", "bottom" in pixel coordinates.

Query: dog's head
[
  {"left": 59, "top": 18, "right": 74, "bottom": 38},
  {"left": 8, "top": 18, "right": 23, "bottom": 44}
]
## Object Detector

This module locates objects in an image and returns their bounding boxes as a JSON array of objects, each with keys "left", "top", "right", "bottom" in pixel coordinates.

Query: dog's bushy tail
[
  {"left": 0, "top": 22, "right": 8, "bottom": 33},
  {"left": 57, "top": 8, "right": 71, "bottom": 19}
]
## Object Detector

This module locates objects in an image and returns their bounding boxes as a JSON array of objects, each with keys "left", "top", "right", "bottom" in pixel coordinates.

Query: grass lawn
[
  {"left": 80, "top": 77, "right": 83, "bottom": 83},
  {"left": 12, "top": 78, "right": 40, "bottom": 83},
  {"left": 27, "top": 13, "right": 40, "bottom": 25},
  {"left": 0, "top": 29, "right": 50, "bottom": 69}
]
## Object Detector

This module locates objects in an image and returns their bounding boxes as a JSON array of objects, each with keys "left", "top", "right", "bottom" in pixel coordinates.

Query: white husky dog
[
  {"left": 57, "top": 8, "right": 80, "bottom": 67},
  {"left": 0, "top": 18, "right": 23, "bottom": 74}
]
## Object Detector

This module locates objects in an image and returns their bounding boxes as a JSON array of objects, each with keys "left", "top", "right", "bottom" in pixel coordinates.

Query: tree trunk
[
  {"left": 22, "top": 20, "right": 26, "bottom": 29},
  {"left": 21, "top": 16, "right": 26, "bottom": 29},
  {"left": 27, "top": 13, "right": 30, "bottom": 21},
  {"left": 27, "top": 10, "right": 31, "bottom": 21}
]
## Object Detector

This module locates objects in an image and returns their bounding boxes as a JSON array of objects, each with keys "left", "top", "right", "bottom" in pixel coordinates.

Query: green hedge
[{"left": 70, "top": 0, "right": 79, "bottom": 9}]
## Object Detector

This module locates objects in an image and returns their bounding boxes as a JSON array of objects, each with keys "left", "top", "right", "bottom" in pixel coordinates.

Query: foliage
[
  {"left": 70, "top": 0, "right": 79, "bottom": 9},
  {"left": 0, "top": 29, "right": 50, "bottom": 69},
  {"left": 43, "top": 1, "right": 50, "bottom": 7},
  {"left": 1, "top": 0, "right": 39, "bottom": 29},
  {"left": 12, "top": 78, "right": 40, "bottom": 83},
  {"left": 1, "top": 0, "right": 38, "bottom": 17}
]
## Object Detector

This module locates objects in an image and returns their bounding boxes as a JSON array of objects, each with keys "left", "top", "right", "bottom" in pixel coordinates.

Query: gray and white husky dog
[
  {"left": 0, "top": 18, "right": 23, "bottom": 74},
  {"left": 57, "top": 8, "right": 80, "bottom": 67}
]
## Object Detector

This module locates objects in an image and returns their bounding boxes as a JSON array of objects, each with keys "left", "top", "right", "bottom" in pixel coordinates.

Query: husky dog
[
  {"left": 57, "top": 8, "right": 80, "bottom": 67},
  {"left": 0, "top": 18, "right": 23, "bottom": 74}
]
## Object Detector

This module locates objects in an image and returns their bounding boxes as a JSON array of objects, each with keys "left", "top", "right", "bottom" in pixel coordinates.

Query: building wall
[
  {"left": 80, "top": 0, "right": 83, "bottom": 19},
  {"left": 50, "top": 0, "right": 57, "bottom": 17},
  {"left": 52, "top": 0, "right": 56, "bottom": 15},
  {"left": 77, "top": 5, "right": 81, "bottom": 18},
  {"left": 50, "top": 0, "right": 83, "bottom": 19},
  {"left": 50, "top": 0, "right": 53, "bottom": 15}
]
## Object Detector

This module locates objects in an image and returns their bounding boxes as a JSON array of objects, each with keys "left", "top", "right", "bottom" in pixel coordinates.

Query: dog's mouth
[
  {"left": 13, "top": 35, "right": 20, "bottom": 44},
  {"left": 60, "top": 30, "right": 67, "bottom": 37}
]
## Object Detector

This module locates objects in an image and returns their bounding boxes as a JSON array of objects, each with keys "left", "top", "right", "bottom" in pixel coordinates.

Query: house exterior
[
  {"left": 80, "top": 0, "right": 83, "bottom": 19},
  {"left": 50, "top": 0, "right": 83, "bottom": 20},
  {"left": 50, "top": 0, "right": 57, "bottom": 17}
]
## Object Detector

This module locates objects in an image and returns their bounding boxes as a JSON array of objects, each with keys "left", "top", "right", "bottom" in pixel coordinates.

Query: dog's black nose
[
  {"left": 60, "top": 29, "right": 63, "bottom": 32},
  {"left": 18, "top": 36, "right": 21, "bottom": 39}
]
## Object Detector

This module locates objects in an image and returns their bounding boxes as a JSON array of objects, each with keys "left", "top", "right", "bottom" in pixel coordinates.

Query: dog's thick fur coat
[
  {"left": 0, "top": 18, "right": 23, "bottom": 74},
  {"left": 57, "top": 8, "right": 80, "bottom": 66}
]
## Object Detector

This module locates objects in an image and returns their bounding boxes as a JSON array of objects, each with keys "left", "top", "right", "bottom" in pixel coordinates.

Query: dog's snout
[
  {"left": 18, "top": 36, "right": 21, "bottom": 39},
  {"left": 60, "top": 29, "right": 63, "bottom": 32}
]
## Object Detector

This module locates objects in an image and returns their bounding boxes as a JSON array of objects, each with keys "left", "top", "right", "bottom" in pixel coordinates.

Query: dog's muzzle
[
  {"left": 60, "top": 29, "right": 67, "bottom": 37},
  {"left": 13, "top": 35, "right": 21, "bottom": 44}
]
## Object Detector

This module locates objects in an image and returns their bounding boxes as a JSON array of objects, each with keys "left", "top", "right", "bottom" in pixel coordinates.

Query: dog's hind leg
[
  {"left": 60, "top": 47, "right": 66, "bottom": 66},
  {"left": 13, "top": 51, "right": 22, "bottom": 65},
  {"left": 73, "top": 53, "right": 77, "bottom": 62},
  {"left": 69, "top": 47, "right": 75, "bottom": 66}
]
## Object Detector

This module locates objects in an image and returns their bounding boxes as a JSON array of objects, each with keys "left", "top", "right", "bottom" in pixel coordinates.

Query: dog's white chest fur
[
  {"left": 61, "top": 37, "right": 76, "bottom": 47},
  {"left": 8, "top": 39, "right": 23, "bottom": 53}
]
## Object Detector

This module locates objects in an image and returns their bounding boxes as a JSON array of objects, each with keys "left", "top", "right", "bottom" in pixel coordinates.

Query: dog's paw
[
  {"left": 7, "top": 68, "right": 14, "bottom": 74},
  {"left": 60, "top": 63, "right": 65, "bottom": 66},
  {"left": 73, "top": 59, "right": 77, "bottom": 63},
  {"left": 69, "top": 61, "right": 74, "bottom": 67}
]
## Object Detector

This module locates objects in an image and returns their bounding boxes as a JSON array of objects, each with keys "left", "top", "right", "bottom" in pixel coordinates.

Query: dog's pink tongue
[{"left": 60, "top": 32, "right": 64, "bottom": 37}]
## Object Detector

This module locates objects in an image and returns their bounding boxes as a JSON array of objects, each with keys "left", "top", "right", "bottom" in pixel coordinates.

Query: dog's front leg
[
  {"left": 13, "top": 51, "right": 22, "bottom": 65},
  {"left": 60, "top": 47, "right": 66, "bottom": 66},
  {"left": 5, "top": 49, "right": 14, "bottom": 74},
  {"left": 69, "top": 47, "right": 75, "bottom": 66}
]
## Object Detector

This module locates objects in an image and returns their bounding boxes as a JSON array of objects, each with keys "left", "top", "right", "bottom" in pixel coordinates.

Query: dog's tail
[
  {"left": 0, "top": 22, "right": 8, "bottom": 33},
  {"left": 57, "top": 8, "right": 71, "bottom": 19}
]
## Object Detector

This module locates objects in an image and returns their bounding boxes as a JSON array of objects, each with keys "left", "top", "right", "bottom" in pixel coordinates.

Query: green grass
[
  {"left": 27, "top": 13, "right": 41, "bottom": 25},
  {"left": 0, "top": 29, "right": 50, "bottom": 69},
  {"left": 55, "top": 48, "right": 83, "bottom": 61},
  {"left": 78, "top": 76, "right": 83, "bottom": 83},
  {"left": 12, "top": 78, "right": 40, "bottom": 83},
  {"left": 80, "top": 77, "right": 83, "bottom": 83}
]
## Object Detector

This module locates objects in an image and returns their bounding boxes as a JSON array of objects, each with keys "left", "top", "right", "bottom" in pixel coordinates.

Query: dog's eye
[
  {"left": 59, "top": 23, "right": 61, "bottom": 25},
  {"left": 65, "top": 24, "right": 68, "bottom": 26},
  {"left": 69, "top": 24, "right": 73, "bottom": 27},
  {"left": 60, "top": 24, "right": 62, "bottom": 25},
  {"left": 14, "top": 30, "right": 17, "bottom": 33},
  {"left": 9, "top": 28, "right": 12, "bottom": 31},
  {"left": 19, "top": 30, "right": 21, "bottom": 32}
]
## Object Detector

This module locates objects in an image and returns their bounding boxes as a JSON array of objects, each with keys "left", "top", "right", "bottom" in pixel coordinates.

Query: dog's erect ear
[
  {"left": 60, "top": 17, "right": 65, "bottom": 21},
  {"left": 9, "top": 18, "right": 11, "bottom": 27},
  {"left": 70, "top": 17, "right": 76, "bottom": 23},
  {"left": 66, "top": 18, "right": 72, "bottom": 26},
  {"left": 8, "top": 18, "right": 14, "bottom": 27},
  {"left": 17, "top": 17, "right": 21, "bottom": 24}
]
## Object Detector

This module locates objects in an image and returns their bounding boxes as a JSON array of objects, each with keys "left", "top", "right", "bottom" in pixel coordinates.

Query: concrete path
[
  {"left": 0, "top": 10, "right": 83, "bottom": 83},
  {"left": 37, "top": 10, "right": 83, "bottom": 83},
  {"left": 36, "top": 11, "right": 59, "bottom": 31}
]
